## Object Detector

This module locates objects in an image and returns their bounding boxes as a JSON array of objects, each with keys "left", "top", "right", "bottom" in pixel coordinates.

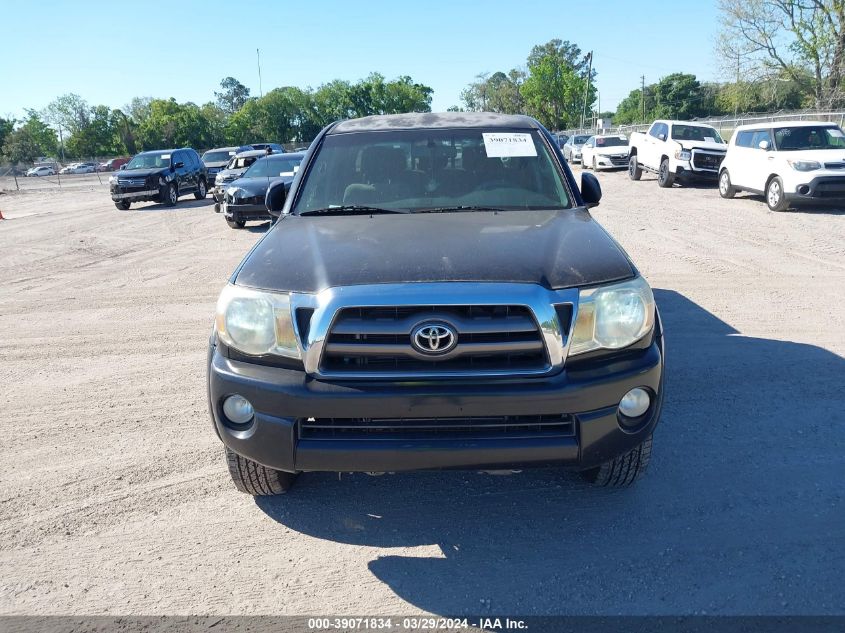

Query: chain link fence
[
  {"left": 0, "top": 141, "right": 314, "bottom": 193},
  {"left": 558, "top": 109, "right": 845, "bottom": 139}
]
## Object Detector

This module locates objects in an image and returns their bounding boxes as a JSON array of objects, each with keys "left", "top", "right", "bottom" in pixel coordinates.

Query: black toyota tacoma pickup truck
[{"left": 208, "top": 112, "right": 664, "bottom": 495}]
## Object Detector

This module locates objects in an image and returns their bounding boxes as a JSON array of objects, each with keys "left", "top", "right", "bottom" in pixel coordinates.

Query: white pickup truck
[{"left": 628, "top": 120, "right": 727, "bottom": 187}]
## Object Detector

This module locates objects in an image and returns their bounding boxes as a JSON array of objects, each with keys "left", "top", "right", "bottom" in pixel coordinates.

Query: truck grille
[
  {"left": 320, "top": 305, "right": 552, "bottom": 376},
  {"left": 299, "top": 414, "right": 576, "bottom": 440},
  {"left": 691, "top": 151, "right": 725, "bottom": 171},
  {"left": 823, "top": 162, "right": 845, "bottom": 169}
]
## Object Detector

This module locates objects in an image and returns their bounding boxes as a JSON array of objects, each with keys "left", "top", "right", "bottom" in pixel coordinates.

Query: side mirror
[
  {"left": 119, "top": 164, "right": 126, "bottom": 170},
  {"left": 265, "top": 180, "right": 291, "bottom": 218},
  {"left": 758, "top": 140, "right": 770, "bottom": 151},
  {"left": 581, "top": 172, "right": 602, "bottom": 209},
  {"left": 657, "top": 133, "right": 666, "bottom": 141}
]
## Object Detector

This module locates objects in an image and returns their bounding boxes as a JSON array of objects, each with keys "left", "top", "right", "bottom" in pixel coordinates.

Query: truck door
[{"left": 642, "top": 122, "right": 666, "bottom": 170}]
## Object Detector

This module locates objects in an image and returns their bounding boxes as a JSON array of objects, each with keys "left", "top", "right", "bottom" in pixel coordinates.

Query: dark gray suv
[{"left": 109, "top": 148, "right": 207, "bottom": 210}]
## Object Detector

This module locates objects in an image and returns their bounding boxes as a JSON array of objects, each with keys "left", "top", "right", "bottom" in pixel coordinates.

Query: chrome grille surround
[{"left": 285, "top": 283, "right": 579, "bottom": 380}]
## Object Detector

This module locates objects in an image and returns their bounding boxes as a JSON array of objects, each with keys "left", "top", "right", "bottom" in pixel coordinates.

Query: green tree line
[{"left": 0, "top": 73, "right": 433, "bottom": 164}]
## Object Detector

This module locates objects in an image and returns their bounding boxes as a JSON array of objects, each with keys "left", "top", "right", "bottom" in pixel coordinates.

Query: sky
[{"left": 0, "top": 0, "right": 723, "bottom": 121}]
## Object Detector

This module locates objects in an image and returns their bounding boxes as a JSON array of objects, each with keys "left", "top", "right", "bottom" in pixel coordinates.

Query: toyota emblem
[{"left": 411, "top": 322, "right": 457, "bottom": 355}]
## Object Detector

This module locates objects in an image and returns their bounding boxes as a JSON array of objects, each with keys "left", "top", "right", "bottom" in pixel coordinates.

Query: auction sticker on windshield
[{"left": 482, "top": 132, "right": 537, "bottom": 158}]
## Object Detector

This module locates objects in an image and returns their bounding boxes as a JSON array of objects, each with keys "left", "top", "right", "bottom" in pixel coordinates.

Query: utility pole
[
  {"left": 257, "top": 48, "right": 263, "bottom": 98},
  {"left": 580, "top": 51, "right": 593, "bottom": 132},
  {"left": 734, "top": 53, "right": 741, "bottom": 119},
  {"left": 641, "top": 75, "right": 646, "bottom": 122}
]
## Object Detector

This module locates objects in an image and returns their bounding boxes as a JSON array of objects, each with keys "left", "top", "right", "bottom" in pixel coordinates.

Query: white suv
[{"left": 719, "top": 121, "right": 845, "bottom": 211}]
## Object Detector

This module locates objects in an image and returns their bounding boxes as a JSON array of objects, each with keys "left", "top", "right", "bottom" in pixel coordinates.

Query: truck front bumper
[{"left": 207, "top": 329, "right": 664, "bottom": 473}]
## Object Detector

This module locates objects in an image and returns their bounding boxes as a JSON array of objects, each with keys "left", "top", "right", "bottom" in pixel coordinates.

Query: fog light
[
  {"left": 619, "top": 388, "right": 650, "bottom": 418},
  {"left": 223, "top": 395, "right": 254, "bottom": 425}
]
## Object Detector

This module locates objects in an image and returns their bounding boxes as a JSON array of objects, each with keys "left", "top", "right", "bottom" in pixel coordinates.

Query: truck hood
[
  {"left": 118, "top": 167, "right": 167, "bottom": 179},
  {"left": 234, "top": 209, "right": 636, "bottom": 293},
  {"left": 676, "top": 140, "right": 726, "bottom": 152}
]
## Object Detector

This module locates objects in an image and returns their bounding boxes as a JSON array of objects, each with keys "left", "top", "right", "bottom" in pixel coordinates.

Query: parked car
[
  {"left": 562, "top": 134, "right": 590, "bottom": 163},
  {"left": 628, "top": 120, "right": 726, "bottom": 187},
  {"left": 250, "top": 142, "right": 285, "bottom": 153},
  {"left": 98, "top": 157, "right": 130, "bottom": 172},
  {"left": 201, "top": 146, "right": 252, "bottom": 188},
  {"left": 221, "top": 152, "right": 305, "bottom": 229},
  {"left": 208, "top": 112, "right": 664, "bottom": 496},
  {"left": 212, "top": 149, "right": 268, "bottom": 202},
  {"left": 26, "top": 166, "right": 54, "bottom": 177},
  {"left": 719, "top": 120, "right": 845, "bottom": 211},
  {"left": 60, "top": 163, "right": 95, "bottom": 174},
  {"left": 556, "top": 134, "right": 570, "bottom": 148},
  {"left": 581, "top": 134, "right": 630, "bottom": 171},
  {"left": 109, "top": 148, "right": 207, "bottom": 210}
]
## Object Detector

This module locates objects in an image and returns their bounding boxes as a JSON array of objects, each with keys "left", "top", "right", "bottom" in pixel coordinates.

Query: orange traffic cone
[{"left": 0, "top": 208, "right": 5, "bottom": 220}]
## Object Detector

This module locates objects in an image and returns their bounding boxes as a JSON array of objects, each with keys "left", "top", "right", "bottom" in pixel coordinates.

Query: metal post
[
  {"left": 580, "top": 51, "right": 593, "bottom": 132},
  {"left": 257, "top": 48, "right": 263, "bottom": 98}
]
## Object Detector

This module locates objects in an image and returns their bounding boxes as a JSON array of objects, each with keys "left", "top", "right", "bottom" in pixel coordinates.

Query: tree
[
  {"left": 651, "top": 73, "right": 712, "bottom": 120},
  {"left": 215, "top": 77, "right": 251, "bottom": 115},
  {"left": 0, "top": 117, "right": 14, "bottom": 154},
  {"left": 135, "top": 98, "right": 215, "bottom": 150},
  {"left": 717, "top": 0, "right": 845, "bottom": 109},
  {"left": 2, "top": 111, "right": 58, "bottom": 163},
  {"left": 44, "top": 93, "right": 91, "bottom": 138},
  {"left": 461, "top": 70, "right": 526, "bottom": 114},
  {"left": 520, "top": 40, "right": 595, "bottom": 130},
  {"left": 64, "top": 105, "right": 118, "bottom": 159}
]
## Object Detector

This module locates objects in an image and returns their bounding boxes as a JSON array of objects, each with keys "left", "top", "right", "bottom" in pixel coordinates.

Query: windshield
[
  {"left": 292, "top": 128, "right": 571, "bottom": 214},
  {"left": 243, "top": 156, "right": 303, "bottom": 178},
  {"left": 226, "top": 155, "right": 260, "bottom": 170},
  {"left": 202, "top": 150, "right": 235, "bottom": 163},
  {"left": 773, "top": 125, "right": 845, "bottom": 151},
  {"left": 126, "top": 152, "right": 171, "bottom": 170},
  {"left": 573, "top": 135, "right": 590, "bottom": 145},
  {"left": 671, "top": 125, "right": 723, "bottom": 143},
  {"left": 595, "top": 136, "right": 628, "bottom": 148}
]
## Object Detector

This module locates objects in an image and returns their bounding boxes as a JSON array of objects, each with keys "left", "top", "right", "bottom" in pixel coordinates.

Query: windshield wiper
[
  {"left": 298, "top": 205, "right": 408, "bottom": 216},
  {"left": 416, "top": 205, "right": 506, "bottom": 213}
]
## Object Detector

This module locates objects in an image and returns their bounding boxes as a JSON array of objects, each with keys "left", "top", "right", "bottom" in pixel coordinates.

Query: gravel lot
[{"left": 0, "top": 171, "right": 843, "bottom": 616}]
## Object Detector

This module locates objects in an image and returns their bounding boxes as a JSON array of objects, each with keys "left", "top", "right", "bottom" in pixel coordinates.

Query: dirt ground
[{"left": 0, "top": 171, "right": 843, "bottom": 616}]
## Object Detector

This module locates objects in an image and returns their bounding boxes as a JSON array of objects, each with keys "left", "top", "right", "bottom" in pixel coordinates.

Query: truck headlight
[
  {"left": 215, "top": 284, "right": 300, "bottom": 358},
  {"left": 675, "top": 149, "right": 691, "bottom": 161},
  {"left": 569, "top": 276, "right": 655, "bottom": 355},
  {"left": 108, "top": 175, "right": 118, "bottom": 184},
  {"left": 215, "top": 174, "right": 224, "bottom": 184},
  {"left": 787, "top": 159, "right": 821, "bottom": 171}
]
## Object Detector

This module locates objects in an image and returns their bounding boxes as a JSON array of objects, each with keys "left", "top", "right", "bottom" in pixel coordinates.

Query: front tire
[
  {"left": 628, "top": 155, "right": 642, "bottom": 180},
  {"left": 592, "top": 156, "right": 598, "bottom": 171},
  {"left": 766, "top": 176, "right": 789, "bottom": 212},
  {"left": 580, "top": 435, "right": 653, "bottom": 487},
  {"left": 115, "top": 200, "right": 130, "bottom": 210},
  {"left": 226, "top": 218, "right": 246, "bottom": 229},
  {"left": 225, "top": 447, "right": 297, "bottom": 495},
  {"left": 163, "top": 182, "right": 178, "bottom": 207},
  {"left": 657, "top": 158, "right": 675, "bottom": 188},
  {"left": 194, "top": 178, "right": 207, "bottom": 200},
  {"left": 719, "top": 170, "right": 736, "bottom": 199}
]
